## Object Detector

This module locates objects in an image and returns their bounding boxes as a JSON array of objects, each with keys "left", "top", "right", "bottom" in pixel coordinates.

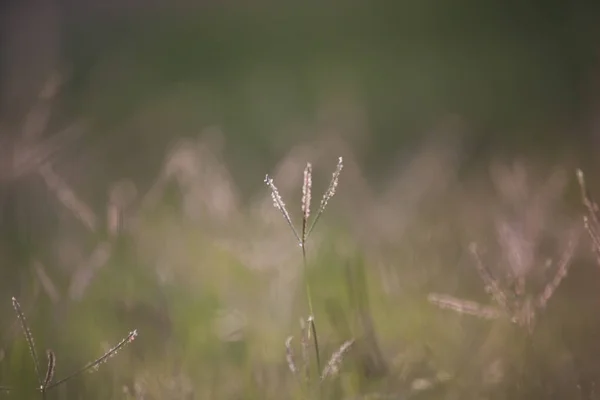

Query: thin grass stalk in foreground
[
  {"left": 304, "top": 158, "right": 343, "bottom": 374},
  {"left": 299, "top": 164, "right": 322, "bottom": 373},
  {"left": 13, "top": 298, "right": 58, "bottom": 399},
  {"left": 265, "top": 156, "right": 343, "bottom": 381},
  {"left": 9, "top": 297, "right": 137, "bottom": 396},
  {"left": 34, "top": 350, "right": 58, "bottom": 399},
  {"left": 264, "top": 175, "right": 301, "bottom": 244},
  {"left": 286, "top": 329, "right": 354, "bottom": 383},
  {"left": 300, "top": 318, "right": 310, "bottom": 383},
  {"left": 267, "top": 167, "right": 319, "bottom": 369},
  {"left": 301, "top": 163, "right": 312, "bottom": 246},
  {"left": 306, "top": 157, "right": 343, "bottom": 238},
  {"left": 42, "top": 350, "right": 56, "bottom": 392},
  {"left": 45, "top": 329, "right": 137, "bottom": 390},
  {"left": 12, "top": 297, "right": 43, "bottom": 386},
  {"left": 301, "top": 164, "right": 315, "bottom": 324}
]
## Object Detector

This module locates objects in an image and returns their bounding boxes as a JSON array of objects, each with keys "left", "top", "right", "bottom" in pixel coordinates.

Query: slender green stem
[
  {"left": 301, "top": 242, "right": 321, "bottom": 374},
  {"left": 301, "top": 243, "right": 314, "bottom": 317},
  {"left": 308, "top": 317, "right": 321, "bottom": 375}
]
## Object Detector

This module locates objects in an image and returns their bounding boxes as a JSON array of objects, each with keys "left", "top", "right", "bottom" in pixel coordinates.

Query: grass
[
  {"left": 4, "top": 151, "right": 600, "bottom": 399},
  {"left": 3, "top": 71, "right": 600, "bottom": 398},
  {"left": 5, "top": 152, "right": 595, "bottom": 398},
  {"left": 1, "top": 297, "right": 136, "bottom": 399},
  {"left": 265, "top": 157, "right": 355, "bottom": 396}
]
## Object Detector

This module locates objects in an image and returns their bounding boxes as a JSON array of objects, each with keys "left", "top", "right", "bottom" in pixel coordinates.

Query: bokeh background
[{"left": 2, "top": 1, "right": 600, "bottom": 399}]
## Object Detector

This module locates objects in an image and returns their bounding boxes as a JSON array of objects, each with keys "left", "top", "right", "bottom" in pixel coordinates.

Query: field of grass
[
  {"left": 3, "top": 3, "right": 600, "bottom": 399},
  {"left": 3, "top": 123, "right": 600, "bottom": 399}
]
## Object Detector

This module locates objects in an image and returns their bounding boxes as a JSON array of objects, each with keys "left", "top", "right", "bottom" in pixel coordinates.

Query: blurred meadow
[{"left": 2, "top": 1, "right": 600, "bottom": 399}]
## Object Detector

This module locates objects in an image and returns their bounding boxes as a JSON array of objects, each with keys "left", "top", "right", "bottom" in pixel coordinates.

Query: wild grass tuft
[
  {"left": 265, "top": 156, "right": 351, "bottom": 391},
  {"left": 2, "top": 297, "right": 137, "bottom": 398},
  {"left": 428, "top": 164, "right": 578, "bottom": 335}
]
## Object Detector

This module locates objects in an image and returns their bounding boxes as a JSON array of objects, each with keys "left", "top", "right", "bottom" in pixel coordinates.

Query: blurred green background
[{"left": 2, "top": 1, "right": 600, "bottom": 398}]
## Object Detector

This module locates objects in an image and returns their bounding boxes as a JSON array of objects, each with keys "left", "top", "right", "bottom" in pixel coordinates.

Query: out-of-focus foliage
[{"left": 2, "top": 2, "right": 600, "bottom": 399}]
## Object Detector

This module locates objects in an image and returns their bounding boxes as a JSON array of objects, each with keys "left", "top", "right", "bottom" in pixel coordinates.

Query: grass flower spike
[
  {"left": 265, "top": 156, "right": 344, "bottom": 383},
  {"left": 5, "top": 297, "right": 137, "bottom": 398}
]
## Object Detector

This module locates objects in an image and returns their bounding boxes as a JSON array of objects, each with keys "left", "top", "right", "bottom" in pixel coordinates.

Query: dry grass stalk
[
  {"left": 302, "top": 164, "right": 312, "bottom": 231},
  {"left": 42, "top": 350, "right": 56, "bottom": 391},
  {"left": 426, "top": 293, "right": 504, "bottom": 320},
  {"left": 429, "top": 163, "right": 579, "bottom": 333},
  {"left": 430, "top": 228, "right": 577, "bottom": 334},
  {"left": 285, "top": 336, "right": 297, "bottom": 375},
  {"left": 5, "top": 297, "right": 137, "bottom": 397},
  {"left": 307, "top": 157, "right": 343, "bottom": 238},
  {"left": 12, "top": 297, "right": 43, "bottom": 385},
  {"left": 285, "top": 323, "right": 355, "bottom": 384},
  {"left": 266, "top": 157, "right": 343, "bottom": 377},
  {"left": 264, "top": 174, "right": 300, "bottom": 244},
  {"left": 429, "top": 229, "right": 578, "bottom": 334},
  {"left": 266, "top": 157, "right": 354, "bottom": 388},
  {"left": 320, "top": 339, "right": 355, "bottom": 381},
  {"left": 46, "top": 329, "right": 137, "bottom": 389}
]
